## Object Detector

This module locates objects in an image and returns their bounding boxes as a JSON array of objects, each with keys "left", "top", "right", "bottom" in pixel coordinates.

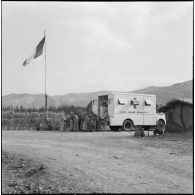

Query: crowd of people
[{"left": 63, "top": 111, "right": 98, "bottom": 131}]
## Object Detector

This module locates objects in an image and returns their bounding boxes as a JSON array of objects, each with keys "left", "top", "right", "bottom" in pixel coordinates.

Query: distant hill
[
  {"left": 2, "top": 91, "right": 110, "bottom": 109},
  {"left": 2, "top": 80, "right": 192, "bottom": 108},
  {"left": 131, "top": 80, "right": 192, "bottom": 105}
]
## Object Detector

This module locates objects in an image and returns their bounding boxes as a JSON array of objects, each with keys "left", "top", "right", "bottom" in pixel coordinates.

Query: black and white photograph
[{"left": 2, "top": 1, "right": 193, "bottom": 194}]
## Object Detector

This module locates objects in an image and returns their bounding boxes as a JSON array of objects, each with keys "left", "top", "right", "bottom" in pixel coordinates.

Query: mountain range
[{"left": 2, "top": 80, "right": 192, "bottom": 108}]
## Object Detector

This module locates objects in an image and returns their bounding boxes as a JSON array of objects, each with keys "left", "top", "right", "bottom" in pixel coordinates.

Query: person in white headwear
[{"left": 99, "top": 101, "right": 108, "bottom": 130}]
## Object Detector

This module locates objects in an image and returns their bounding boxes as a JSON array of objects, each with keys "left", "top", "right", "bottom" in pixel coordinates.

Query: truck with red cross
[{"left": 91, "top": 92, "right": 166, "bottom": 133}]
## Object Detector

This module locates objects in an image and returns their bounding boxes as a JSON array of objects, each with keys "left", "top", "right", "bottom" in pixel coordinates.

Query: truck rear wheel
[
  {"left": 110, "top": 126, "right": 120, "bottom": 131},
  {"left": 122, "top": 119, "right": 134, "bottom": 131}
]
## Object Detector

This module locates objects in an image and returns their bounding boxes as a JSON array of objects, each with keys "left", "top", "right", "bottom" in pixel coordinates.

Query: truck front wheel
[
  {"left": 122, "top": 119, "right": 134, "bottom": 131},
  {"left": 154, "top": 119, "right": 165, "bottom": 134}
]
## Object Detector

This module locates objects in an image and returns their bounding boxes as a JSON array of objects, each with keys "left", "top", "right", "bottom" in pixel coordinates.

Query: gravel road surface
[{"left": 2, "top": 131, "right": 193, "bottom": 193}]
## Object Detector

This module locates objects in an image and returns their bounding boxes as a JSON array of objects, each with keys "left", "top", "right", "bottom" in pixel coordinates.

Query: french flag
[{"left": 23, "top": 36, "right": 45, "bottom": 66}]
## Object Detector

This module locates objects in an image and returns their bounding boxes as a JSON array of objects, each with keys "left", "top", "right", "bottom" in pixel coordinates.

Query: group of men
[{"left": 63, "top": 111, "right": 98, "bottom": 131}]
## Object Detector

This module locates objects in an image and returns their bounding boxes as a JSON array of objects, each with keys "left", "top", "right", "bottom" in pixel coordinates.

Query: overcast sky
[{"left": 2, "top": 2, "right": 193, "bottom": 96}]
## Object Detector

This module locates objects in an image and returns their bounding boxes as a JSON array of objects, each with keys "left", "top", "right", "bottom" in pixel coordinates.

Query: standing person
[
  {"left": 36, "top": 121, "right": 40, "bottom": 131},
  {"left": 82, "top": 113, "right": 88, "bottom": 131},
  {"left": 62, "top": 111, "right": 67, "bottom": 131},
  {"left": 78, "top": 111, "right": 82, "bottom": 131},
  {"left": 91, "top": 114, "right": 97, "bottom": 132},
  {"left": 63, "top": 115, "right": 67, "bottom": 131},
  {"left": 74, "top": 113, "right": 79, "bottom": 131},
  {"left": 79, "top": 112, "right": 84, "bottom": 131},
  {"left": 69, "top": 117, "right": 73, "bottom": 131},
  {"left": 66, "top": 115, "right": 70, "bottom": 131},
  {"left": 94, "top": 114, "right": 98, "bottom": 131},
  {"left": 69, "top": 112, "right": 74, "bottom": 131},
  {"left": 86, "top": 115, "right": 90, "bottom": 131},
  {"left": 88, "top": 115, "right": 92, "bottom": 132},
  {"left": 99, "top": 101, "right": 108, "bottom": 131}
]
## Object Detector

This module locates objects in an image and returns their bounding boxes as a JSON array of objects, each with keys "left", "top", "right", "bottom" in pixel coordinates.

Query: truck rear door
[{"left": 108, "top": 97, "right": 114, "bottom": 117}]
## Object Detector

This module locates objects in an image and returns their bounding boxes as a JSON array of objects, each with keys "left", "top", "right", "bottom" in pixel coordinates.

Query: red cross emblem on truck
[{"left": 131, "top": 98, "right": 140, "bottom": 109}]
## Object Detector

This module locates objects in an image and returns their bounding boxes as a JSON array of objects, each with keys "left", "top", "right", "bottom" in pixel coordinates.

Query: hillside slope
[
  {"left": 2, "top": 91, "right": 110, "bottom": 108},
  {"left": 132, "top": 80, "right": 192, "bottom": 105},
  {"left": 2, "top": 80, "right": 192, "bottom": 108}
]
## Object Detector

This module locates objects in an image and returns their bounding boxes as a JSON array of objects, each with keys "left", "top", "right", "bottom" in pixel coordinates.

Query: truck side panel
[
  {"left": 111, "top": 94, "right": 144, "bottom": 126},
  {"left": 143, "top": 95, "right": 156, "bottom": 126},
  {"left": 110, "top": 113, "right": 144, "bottom": 126}
]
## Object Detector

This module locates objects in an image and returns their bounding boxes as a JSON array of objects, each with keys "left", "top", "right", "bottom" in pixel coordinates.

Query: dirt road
[{"left": 2, "top": 131, "right": 193, "bottom": 193}]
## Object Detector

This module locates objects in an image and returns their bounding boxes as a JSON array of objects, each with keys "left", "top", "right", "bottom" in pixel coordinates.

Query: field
[{"left": 2, "top": 131, "right": 193, "bottom": 193}]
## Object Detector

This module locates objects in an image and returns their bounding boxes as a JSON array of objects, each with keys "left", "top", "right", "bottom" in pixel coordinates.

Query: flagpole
[{"left": 44, "top": 30, "right": 47, "bottom": 117}]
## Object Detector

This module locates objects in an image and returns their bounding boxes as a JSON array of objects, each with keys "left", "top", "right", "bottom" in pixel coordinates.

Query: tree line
[{"left": 2, "top": 105, "right": 86, "bottom": 114}]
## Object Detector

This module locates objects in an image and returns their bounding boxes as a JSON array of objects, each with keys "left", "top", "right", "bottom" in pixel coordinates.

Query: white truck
[{"left": 91, "top": 92, "right": 166, "bottom": 132}]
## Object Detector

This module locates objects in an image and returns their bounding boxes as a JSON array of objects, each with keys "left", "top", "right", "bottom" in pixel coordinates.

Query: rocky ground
[
  {"left": 2, "top": 130, "right": 193, "bottom": 194},
  {"left": 2, "top": 151, "right": 97, "bottom": 194}
]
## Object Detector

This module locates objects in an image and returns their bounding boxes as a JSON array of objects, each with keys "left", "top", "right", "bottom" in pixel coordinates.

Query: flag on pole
[{"left": 23, "top": 36, "right": 45, "bottom": 66}]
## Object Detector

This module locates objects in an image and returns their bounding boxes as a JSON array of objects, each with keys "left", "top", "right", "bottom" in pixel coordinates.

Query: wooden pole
[{"left": 44, "top": 30, "right": 47, "bottom": 117}]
